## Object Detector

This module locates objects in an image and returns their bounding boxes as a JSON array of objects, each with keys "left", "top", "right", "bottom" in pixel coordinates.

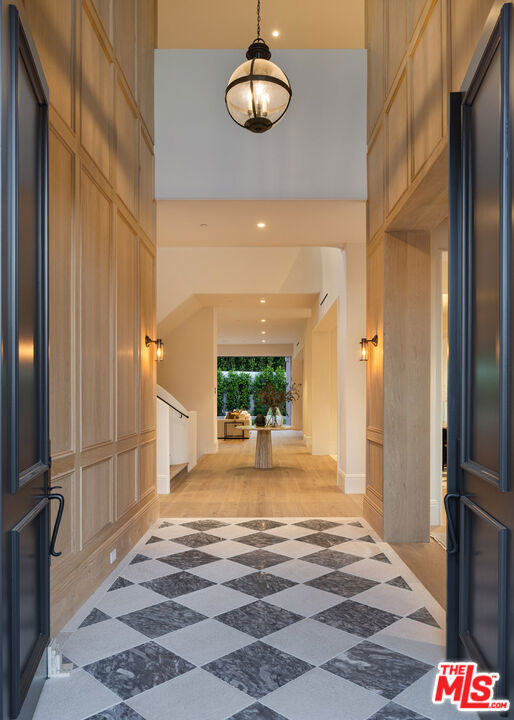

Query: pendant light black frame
[{"left": 225, "top": 0, "right": 292, "bottom": 133}]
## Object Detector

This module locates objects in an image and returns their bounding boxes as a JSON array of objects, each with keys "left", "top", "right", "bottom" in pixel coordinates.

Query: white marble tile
[
  {"left": 265, "top": 619, "right": 361, "bottom": 665},
  {"left": 156, "top": 618, "right": 253, "bottom": 665},
  {"left": 372, "top": 618, "right": 446, "bottom": 666},
  {"left": 94, "top": 584, "right": 167, "bottom": 617},
  {"left": 119, "top": 559, "right": 180, "bottom": 584},
  {"left": 267, "top": 585, "right": 341, "bottom": 617},
  {"left": 32, "top": 669, "right": 119, "bottom": 720},
  {"left": 269, "top": 539, "right": 319, "bottom": 558},
  {"left": 127, "top": 668, "right": 251, "bottom": 720},
  {"left": 262, "top": 668, "right": 387, "bottom": 720},
  {"left": 328, "top": 524, "right": 372, "bottom": 540},
  {"left": 203, "top": 539, "right": 256, "bottom": 558},
  {"left": 342, "top": 558, "right": 401, "bottom": 583},
  {"left": 332, "top": 540, "right": 380, "bottom": 558},
  {"left": 141, "top": 540, "right": 189, "bottom": 558},
  {"left": 265, "top": 525, "right": 317, "bottom": 540},
  {"left": 395, "top": 668, "right": 480, "bottom": 720},
  {"left": 352, "top": 583, "right": 427, "bottom": 617},
  {"left": 267, "top": 559, "right": 332, "bottom": 583},
  {"left": 175, "top": 584, "right": 254, "bottom": 617},
  {"left": 188, "top": 558, "right": 254, "bottom": 583},
  {"left": 210, "top": 525, "right": 256, "bottom": 539},
  {"left": 61, "top": 618, "right": 147, "bottom": 667},
  {"left": 151, "top": 525, "right": 197, "bottom": 540}
]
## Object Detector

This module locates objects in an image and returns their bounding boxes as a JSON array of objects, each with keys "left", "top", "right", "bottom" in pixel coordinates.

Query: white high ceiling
[{"left": 155, "top": 49, "right": 367, "bottom": 199}]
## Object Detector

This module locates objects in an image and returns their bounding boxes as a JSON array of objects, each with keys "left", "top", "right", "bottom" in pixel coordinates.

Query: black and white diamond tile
[{"left": 34, "top": 517, "right": 475, "bottom": 720}]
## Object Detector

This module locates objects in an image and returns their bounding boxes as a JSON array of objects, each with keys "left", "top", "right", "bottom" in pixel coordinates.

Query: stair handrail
[{"left": 157, "top": 393, "right": 190, "bottom": 420}]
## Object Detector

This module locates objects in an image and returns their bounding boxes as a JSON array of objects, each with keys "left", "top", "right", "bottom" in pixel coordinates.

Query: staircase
[{"left": 170, "top": 462, "right": 189, "bottom": 489}]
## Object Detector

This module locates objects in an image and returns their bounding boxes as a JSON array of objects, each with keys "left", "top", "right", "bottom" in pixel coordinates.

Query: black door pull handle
[
  {"left": 47, "top": 492, "right": 65, "bottom": 557},
  {"left": 444, "top": 493, "right": 460, "bottom": 555}
]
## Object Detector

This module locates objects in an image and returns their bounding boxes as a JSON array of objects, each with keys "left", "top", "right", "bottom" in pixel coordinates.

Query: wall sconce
[
  {"left": 360, "top": 334, "right": 378, "bottom": 361},
  {"left": 145, "top": 335, "right": 164, "bottom": 361}
]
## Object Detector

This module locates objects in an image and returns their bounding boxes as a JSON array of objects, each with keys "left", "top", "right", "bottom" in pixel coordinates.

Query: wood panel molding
[{"left": 25, "top": 0, "right": 157, "bottom": 632}]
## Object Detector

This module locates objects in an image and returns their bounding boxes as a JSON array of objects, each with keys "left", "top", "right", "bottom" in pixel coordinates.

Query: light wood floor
[
  {"left": 160, "top": 431, "right": 363, "bottom": 518},
  {"left": 159, "top": 431, "right": 446, "bottom": 606}
]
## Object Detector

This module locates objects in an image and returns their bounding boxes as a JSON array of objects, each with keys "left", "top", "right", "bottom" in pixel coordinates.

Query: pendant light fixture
[{"left": 225, "top": 0, "right": 292, "bottom": 133}]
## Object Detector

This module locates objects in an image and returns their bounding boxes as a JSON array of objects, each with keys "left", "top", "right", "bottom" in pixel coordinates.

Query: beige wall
[
  {"left": 291, "top": 350, "right": 304, "bottom": 430},
  {"left": 364, "top": 0, "right": 493, "bottom": 540},
  {"left": 311, "top": 305, "right": 338, "bottom": 456},
  {"left": 158, "top": 308, "right": 218, "bottom": 458},
  {"left": 24, "top": 0, "right": 157, "bottom": 632}
]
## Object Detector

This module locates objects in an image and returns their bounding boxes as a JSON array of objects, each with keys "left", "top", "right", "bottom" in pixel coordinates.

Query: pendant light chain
[{"left": 257, "top": 0, "right": 261, "bottom": 39}]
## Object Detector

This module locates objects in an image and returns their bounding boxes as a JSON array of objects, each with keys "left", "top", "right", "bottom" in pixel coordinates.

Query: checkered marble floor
[{"left": 34, "top": 518, "right": 477, "bottom": 720}]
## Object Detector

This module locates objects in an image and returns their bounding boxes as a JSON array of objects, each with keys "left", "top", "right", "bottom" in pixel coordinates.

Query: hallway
[{"left": 34, "top": 515, "right": 465, "bottom": 720}]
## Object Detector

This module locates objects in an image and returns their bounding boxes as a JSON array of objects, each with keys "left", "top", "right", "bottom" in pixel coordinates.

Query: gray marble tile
[
  {"left": 386, "top": 576, "right": 412, "bottom": 591},
  {"left": 407, "top": 607, "right": 440, "bottom": 628},
  {"left": 232, "top": 549, "right": 290, "bottom": 570},
  {"left": 181, "top": 519, "right": 228, "bottom": 531},
  {"left": 141, "top": 571, "right": 214, "bottom": 599},
  {"left": 223, "top": 572, "right": 296, "bottom": 599},
  {"left": 84, "top": 641, "right": 194, "bottom": 700},
  {"left": 234, "top": 532, "right": 287, "bottom": 548},
  {"left": 358, "top": 535, "right": 376, "bottom": 544},
  {"left": 80, "top": 609, "right": 111, "bottom": 629},
  {"left": 129, "top": 554, "right": 150, "bottom": 565},
  {"left": 228, "top": 702, "right": 288, "bottom": 719},
  {"left": 348, "top": 521, "right": 364, "bottom": 528},
  {"left": 237, "top": 520, "right": 285, "bottom": 531},
  {"left": 108, "top": 578, "right": 133, "bottom": 592},
  {"left": 85, "top": 703, "right": 145, "bottom": 719},
  {"left": 158, "top": 549, "right": 219, "bottom": 569},
  {"left": 203, "top": 641, "right": 312, "bottom": 699},
  {"left": 217, "top": 600, "right": 304, "bottom": 638},
  {"left": 296, "top": 532, "right": 350, "bottom": 548},
  {"left": 322, "top": 641, "right": 432, "bottom": 700},
  {"left": 146, "top": 535, "right": 165, "bottom": 545},
  {"left": 372, "top": 553, "right": 392, "bottom": 564},
  {"left": 305, "top": 571, "right": 378, "bottom": 597},
  {"left": 366, "top": 701, "right": 430, "bottom": 719},
  {"left": 158, "top": 521, "right": 174, "bottom": 529},
  {"left": 62, "top": 655, "right": 78, "bottom": 670},
  {"left": 302, "top": 549, "right": 361, "bottom": 569},
  {"left": 313, "top": 600, "right": 400, "bottom": 637},
  {"left": 173, "top": 532, "right": 225, "bottom": 548},
  {"left": 117, "top": 600, "right": 206, "bottom": 638},
  {"left": 293, "top": 519, "right": 341, "bottom": 531}
]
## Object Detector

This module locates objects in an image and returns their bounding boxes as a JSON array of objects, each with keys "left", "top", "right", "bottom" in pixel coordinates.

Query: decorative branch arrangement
[{"left": 258, "top": 382, "right": 301, "bottom": 409}]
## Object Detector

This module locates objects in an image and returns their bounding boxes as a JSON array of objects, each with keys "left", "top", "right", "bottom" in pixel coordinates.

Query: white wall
[
  {"left": 157, "top": 307, "right": 218, "bottom": 458},
  {"left": 155, "top": 50, "right": 367, "bottom": 199},
  {"left": 157, "top": 246, "right": 321, "bottom": 325},
  {"left": 298, "top": 244, "right": 366, "bottom": 492}
]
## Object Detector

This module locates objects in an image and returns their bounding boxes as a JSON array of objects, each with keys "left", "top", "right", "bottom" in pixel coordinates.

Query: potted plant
[{"left": 257, "top": 382, "right": 301, "bottom": 427}]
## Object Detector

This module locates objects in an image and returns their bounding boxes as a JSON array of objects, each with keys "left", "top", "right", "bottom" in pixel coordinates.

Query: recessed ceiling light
[
  {"left": 261, "top": 319, "right": 266, "bottom": 323},
  {"left": 260, "top": 299, "right": 266, "bottom": 304},
  {"left": 257, "top": 222, "right": 266, "bottom": 228},
  {"left": 272, "top": 30, "right": 280, "bottom": 37},
  {"left": 200, "top": 223, "right": 208, "bottom": 228},
  {"left": 262, "top": 339, "right": 266, "bottom": 343},
  {"left": 261, "top": 331, "right": 266, "bottom": 335}
]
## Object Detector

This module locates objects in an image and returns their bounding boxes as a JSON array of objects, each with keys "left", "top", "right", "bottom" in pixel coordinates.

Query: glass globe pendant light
[{"left": 225, "top": 0, "right": 292, "bottom": 133}]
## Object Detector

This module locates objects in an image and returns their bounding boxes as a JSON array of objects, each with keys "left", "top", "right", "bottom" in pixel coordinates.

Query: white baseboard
[
  {"left": 338, "top": 470, "right": 365, "bottom": 494},
  {"left": 157, "top": 473, "right": 171, "bottom": 495},
  {"left": 430, "top": 498, "right": 442, "bottom": 526}
]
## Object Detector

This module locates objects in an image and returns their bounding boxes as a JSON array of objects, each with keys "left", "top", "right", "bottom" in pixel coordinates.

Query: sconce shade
[
  {"left": 146, "top": 335, "right": 164, "bottom": 362},
  {"left": 360, "top": 334, "right": 378, "bottom": 362}
]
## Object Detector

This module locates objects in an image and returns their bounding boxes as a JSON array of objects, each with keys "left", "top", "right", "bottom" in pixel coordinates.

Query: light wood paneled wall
[
  {"left": 23, "top": 0, "right": 158, "bottom": 633},
  {"left": 364, "top": 0, "right": 494, "bottom": 540}
]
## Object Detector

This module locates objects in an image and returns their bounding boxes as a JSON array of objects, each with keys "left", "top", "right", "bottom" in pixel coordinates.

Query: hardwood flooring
[
  {"left": 159, "top": 430, "right": 447, "bottom": 606},
  {"left": 159, "top": 431, "right": 363, "bottom": 517}
]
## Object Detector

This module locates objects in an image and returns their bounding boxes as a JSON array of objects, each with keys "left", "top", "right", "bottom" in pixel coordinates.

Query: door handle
[
  {"left": 444, "top": 493, "right": 460, "bottom": 555},
  {"left": 47, "top": 491, "right": 65, "bottom": 557}
]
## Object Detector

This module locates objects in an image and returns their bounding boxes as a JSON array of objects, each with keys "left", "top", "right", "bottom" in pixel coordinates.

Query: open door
[
  {"left": 1, "top": 4, "right": 62, "bottom": 718},
  {"left": 448, "top": 2, "right": 513, "bottom": 711}
]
